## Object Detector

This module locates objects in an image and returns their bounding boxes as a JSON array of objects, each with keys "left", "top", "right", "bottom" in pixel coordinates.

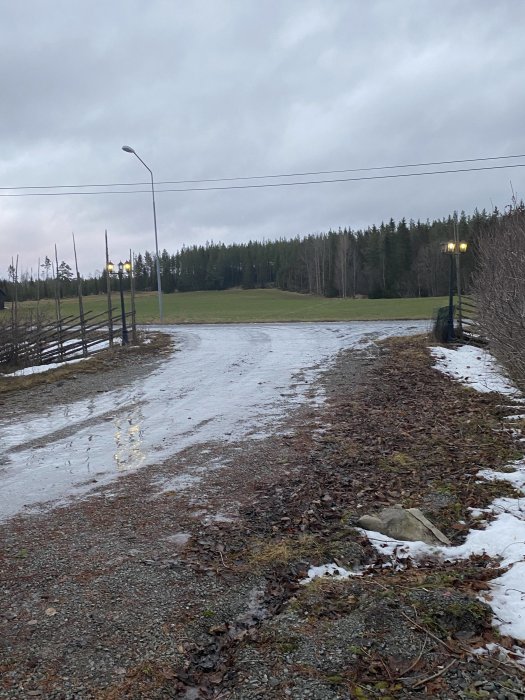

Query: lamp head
[
  {"left": 118, "top": 261, "right": 124, "bottom": 273},
  {"left": 459, "top": 241, "right": 468, "bottom": 253},
  {"left": 107, "top": 261, "right": 114, "bottom": 273},
  {"left": 123, "top": 260, "right": 132, "bottom": 273},
  {"left": 122, "top": 145, "right": 135, "bottom": 154}
]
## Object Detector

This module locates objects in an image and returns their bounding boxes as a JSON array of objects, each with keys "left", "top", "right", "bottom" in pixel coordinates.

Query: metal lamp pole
[
  {"left": 122, "top": 145, "right": 163, "bottom": 323},
  {"left": 447, "top": 251, "right": 455, "bottom": 341},
  {"left": 117, "top": 262, "right": 129, "bottom": 345},
  {"left": 441, "top": 241, "right": 468, "bottom": 343}
]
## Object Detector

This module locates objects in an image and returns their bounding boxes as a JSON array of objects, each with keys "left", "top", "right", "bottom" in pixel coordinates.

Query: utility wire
[
  {"left": 0, "top": 162, "right": 524, "bottom": 198},
  {"left": 156, "top": 152, "right": 525, "bottom": 185},
  {"left": 0, "top": 152, "right": 524, "bottom": 192}
]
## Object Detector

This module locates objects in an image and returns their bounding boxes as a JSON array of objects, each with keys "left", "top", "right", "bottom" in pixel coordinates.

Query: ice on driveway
[{"left": 0, "top": 321, "right": 427, "bottom": 520}]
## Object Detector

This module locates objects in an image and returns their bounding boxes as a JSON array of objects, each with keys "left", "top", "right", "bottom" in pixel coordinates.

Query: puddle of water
[{"left": 0, "top": 321, "right": 429, "bottom": 520}]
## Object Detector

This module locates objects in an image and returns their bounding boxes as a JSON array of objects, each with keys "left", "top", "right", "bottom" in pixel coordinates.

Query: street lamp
[
  {"left": 441, "top": 241, "right": 468, "bottom": 341},
  {"left": 122, "top": 145, "right": 163, "bottom": 323},
  {"left": 107, "top": 260, "right": 132, "bottom": 345}
]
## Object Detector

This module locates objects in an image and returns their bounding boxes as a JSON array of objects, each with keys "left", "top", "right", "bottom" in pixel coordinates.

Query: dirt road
[{"left": 1, "top": 324, "right": 524, "bottom": 699}]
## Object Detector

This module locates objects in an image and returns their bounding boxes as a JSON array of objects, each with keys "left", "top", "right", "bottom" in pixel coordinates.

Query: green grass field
[{"left": 19, "top": 289, "right": 449, "bottom": 324}]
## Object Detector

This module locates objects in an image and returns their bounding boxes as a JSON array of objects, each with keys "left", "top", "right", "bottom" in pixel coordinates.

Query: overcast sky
[{"left": 1, "top": 0, "right": 524, "bottom": 277}]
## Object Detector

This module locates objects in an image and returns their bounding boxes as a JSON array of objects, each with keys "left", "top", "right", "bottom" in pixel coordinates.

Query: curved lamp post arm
[{"left": 122, "top": 146, "right": 163, "bottom": 322}]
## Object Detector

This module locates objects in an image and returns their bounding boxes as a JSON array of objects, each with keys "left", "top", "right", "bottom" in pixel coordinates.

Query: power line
[
  {"left": 0, "top": 162, "right": 524, "bottom": 198},
  {"left": 157, "top": 152, "right": 525, "bottom": 185},
  {"left": 0, "top": 152, "right": 524, "bottom": 192}
]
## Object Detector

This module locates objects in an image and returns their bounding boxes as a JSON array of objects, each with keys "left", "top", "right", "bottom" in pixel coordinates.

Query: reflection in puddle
[{"left": 113, "top": 405, "right": 145, "bottom": 471}]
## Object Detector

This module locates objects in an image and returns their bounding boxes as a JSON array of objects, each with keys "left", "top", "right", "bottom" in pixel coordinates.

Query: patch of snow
[
  {"left": 3, "top": 340, "right": 112, "bottom": 376},
  {"left": 151, "top": 474, "right": 202, "bottom": 495},
  {"left": 300, "top": 563, "right": 363, "bottom": 583},
  {"left": 5, "top": 356, "right": 87, "bottom": 376},
  {"left": 202, "top": 512, "right": 236, "bottom": 525},
  {"left": 359, "top": 530, "right": 440, "bottom": 567},
  {"left": 472, "top": 642, "right": 525, "bottom": 667},
  {"left": 477, "top": 461, "right": 525, "bottom": 490},
  {"left": 430, "top": 345, "right": 521, "bottom": 397},
  {"left": 361, "top": 468, "right": 525, "bottom": 640},
  {"left": 420, "top": 344, "right": 525, "bottom": 639}
]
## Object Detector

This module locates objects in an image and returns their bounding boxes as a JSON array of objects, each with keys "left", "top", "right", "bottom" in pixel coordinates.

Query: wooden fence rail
[
  {"left": 1, "top": 237, "right": 138, "bottom": 373},
  {"left": 0, "top": 307, "right": 133, "bottom": 371},
  {"left": 461, "top": 295, "right": 485, "bottom": 344}
]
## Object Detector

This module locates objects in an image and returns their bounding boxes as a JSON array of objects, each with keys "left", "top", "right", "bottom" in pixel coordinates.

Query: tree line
[{"left": 1, "top": 207, "right": 500, "bottom": 302}]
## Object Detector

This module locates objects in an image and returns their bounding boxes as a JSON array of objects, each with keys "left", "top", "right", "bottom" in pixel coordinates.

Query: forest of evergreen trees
[{"left": 2, "top": 207, "right": 500, "bottom": 302}]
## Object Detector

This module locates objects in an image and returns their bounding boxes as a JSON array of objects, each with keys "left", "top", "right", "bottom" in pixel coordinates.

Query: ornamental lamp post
[
  {"left": 107, "top": 260, "right": 131, "bottom": 345},
  {"left": 121, "top": 145, "right": 163, "bottom": 323},
  {"left": 440, "top": 241, "right": 468, "bottom": 341}
]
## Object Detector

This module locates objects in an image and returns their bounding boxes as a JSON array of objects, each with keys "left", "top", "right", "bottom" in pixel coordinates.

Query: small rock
[{"left": 358, "top": 505, "right": 450, "bottom": 545}]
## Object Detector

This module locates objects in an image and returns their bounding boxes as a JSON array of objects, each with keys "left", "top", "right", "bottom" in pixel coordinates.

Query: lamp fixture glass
[
  {"left": 107, "top": 261, "right": 114, "bottom": 273},
  {"left": 441, "top": 241, "right": 468, "bottom": 254}
]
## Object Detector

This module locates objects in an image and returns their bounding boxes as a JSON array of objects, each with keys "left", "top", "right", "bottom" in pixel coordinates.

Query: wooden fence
[
  {"left": 460, "top": 295, "right": 484, "bottom": 344},
  {"left": 1, "top": 234, "right": 138, "bottom": 372},
  {"left": 0, "top": 307, "right": 134, "bottom": 370}
]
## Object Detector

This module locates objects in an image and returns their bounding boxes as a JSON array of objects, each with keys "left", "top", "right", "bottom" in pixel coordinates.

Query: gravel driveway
[{"left": 6, "top": 322, "right": 521, "bottom": 699}]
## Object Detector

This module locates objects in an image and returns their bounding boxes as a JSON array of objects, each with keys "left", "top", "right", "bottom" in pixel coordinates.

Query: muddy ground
[{"left": 1, "top": 334, "right": 524, "bottom": 699}]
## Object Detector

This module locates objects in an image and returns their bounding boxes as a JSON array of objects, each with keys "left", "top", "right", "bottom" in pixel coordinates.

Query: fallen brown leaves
[{"left": 176, "top": 337, "right": 525, "bottom": 697}]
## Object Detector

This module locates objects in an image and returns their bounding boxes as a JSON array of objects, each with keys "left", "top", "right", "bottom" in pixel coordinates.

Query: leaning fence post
[
  {"left": 105, "top": 230, "right": 114, "bottom": 347},
  {"left": 73, "top": 233, "right": 88, "bottom": 357}
]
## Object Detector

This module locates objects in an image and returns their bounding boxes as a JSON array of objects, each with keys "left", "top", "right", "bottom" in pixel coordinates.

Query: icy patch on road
[{"left": 0, "top": 322, "right": 427, "bottom": 521}]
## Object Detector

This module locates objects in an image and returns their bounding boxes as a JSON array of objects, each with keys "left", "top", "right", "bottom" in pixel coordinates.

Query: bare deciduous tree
[{"left": 473, "top": 203, "right": 525, "bottom": 388}]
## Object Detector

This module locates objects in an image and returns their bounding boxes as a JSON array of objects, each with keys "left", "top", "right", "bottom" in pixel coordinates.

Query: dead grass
[{"left": 249, "top": 534, "right": 323, "bottom": 566}]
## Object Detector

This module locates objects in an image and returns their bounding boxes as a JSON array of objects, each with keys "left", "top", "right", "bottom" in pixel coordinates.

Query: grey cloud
[{"left": 1, "top": 0, "right": 525, "bottom": 275}]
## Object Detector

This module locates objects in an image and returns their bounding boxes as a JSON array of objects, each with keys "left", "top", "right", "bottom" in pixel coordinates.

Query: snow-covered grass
[
  {"left": 3, "top": 339, "right": 112, "bottom": 376},
  {"left": 360, "top": 494, "right": 525, "bottom": 644},
  {"left": 5, "top": 356, "right": 87, "bottom": 376},
  {"left": 429, "top": 344, "right": 520, "bottom": 397},
  {"left": 304, "top": 343, "right": 525, "bottom": 651},
  {"left": 360, "top": 343, "right": 525, "bottom": 645},
  {"left": 300, "top": 563, "right": 363, "bottom": 584}
]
